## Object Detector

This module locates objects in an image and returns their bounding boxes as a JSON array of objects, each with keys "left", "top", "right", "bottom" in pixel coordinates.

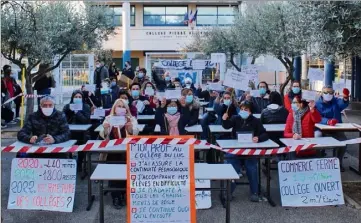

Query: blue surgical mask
[
  {"left": 73, "top": 98, "right": 82, "bottom": 104},
  {"left": 223, "top": 99, "right": 231, "bottom": 106},
  {"left": 291, "top": 103, "right": 299, "bottom": 111},
  {"left": 167, "top": 107, "right": 177, "bottom": 115},
  {"left": 111, "top": 82, "right": 116, "bottom": 87},
  {"left": 185, "top": 84, "right": 191, "bottom": 89},
  {"left": 323, "top": 93, "right": 333, "bottom": 102},
  {"left": 132, "top": 90, "right": 140, "bottom": 98},
  {"left": 138, "top": 73, "right": 144, "bottom": 78},
  {"left": 165, "top": 76, "right": 171, "bottom": 81},
  {"left": 292, "top": 87, "right": 300, "bottom": 94},
  {"left": 259, "top": 88, "right": 267, "bottom": 95},
  {"left": 239, "top": 110, "right": 250, "bottom": 119},
  {"left": 186, "top": 95, "right": 193, "bottom": 103}
]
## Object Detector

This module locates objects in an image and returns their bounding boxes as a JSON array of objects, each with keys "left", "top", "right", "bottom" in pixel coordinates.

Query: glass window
[
  {"left": 196, "top": 6, "right": 236, "bottom": 26},
  {"left": 143, "top": 6, "right": 188, "bottom": 26},
  {"left": 106, "top": 6, "right": 136, "bottom": 27}
]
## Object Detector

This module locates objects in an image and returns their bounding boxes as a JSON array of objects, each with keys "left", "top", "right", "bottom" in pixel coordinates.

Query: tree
[{"left": 1, "top": 1, "right": 114, "bottom": 117}]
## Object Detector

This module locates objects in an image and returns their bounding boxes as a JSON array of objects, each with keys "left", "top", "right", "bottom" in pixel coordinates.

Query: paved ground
[{"left": 1, "top": 110, "right": 361, "bottom": 223}]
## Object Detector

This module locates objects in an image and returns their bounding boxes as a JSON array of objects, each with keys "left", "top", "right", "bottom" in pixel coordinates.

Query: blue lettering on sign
[{"left": 178, "top": 71, "right": 197, "bottom": 84}]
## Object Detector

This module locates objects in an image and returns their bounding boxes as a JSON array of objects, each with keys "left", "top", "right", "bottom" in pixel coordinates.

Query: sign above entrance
[{"left": 144, "top": 29, "right": 209, "bottom": 40}]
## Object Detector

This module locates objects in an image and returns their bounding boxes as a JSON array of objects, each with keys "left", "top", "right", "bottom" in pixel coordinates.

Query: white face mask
[
  {"left": 323, "top": 93, "right": 333, "bottom": 102},
  {"left": 41, "top": 107, "right": 54, "bottom": 116}
]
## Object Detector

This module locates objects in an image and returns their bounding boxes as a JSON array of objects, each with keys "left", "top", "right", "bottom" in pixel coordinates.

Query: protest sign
[
  {"left": 207, "top": 83, "right": 224, "bottom": 91},
  {"left": 69, "top": 103, "right": 83, "bottom": 111},
  {"left": 158, "top": 59, "right": 191, "bottom": 69},
  {"left": 237, "top": 132, "right": 253, "bottom": 143},
  {"left": 211, "top": 53, "right": 226, "bottom": 63},
  {"left": 93, "top": 108, "right": 105, "bottom": 117},
  {"left": 278, "top": 158, "right": 344, "bottom": 207},
  {"left": 109, "top": 116, "right": 126, "bottom": 127},
  {"left": 308, "top": 68, "right": 324, "bottom": 81},
  {"left": 156, "top": 92, "right": 166, "bottom": 101},
  {"left": 250, "top": 90, "right": 261, "bottom": 97},
  {"left": 136, "top": 101, "right": 145, "bottom": 114},
  {"left": 8, "top": 158, "right": 76, "bottom": 212},
  {"left": 191, "top": 60, "right": 206, "bottom": 70},
  {"left": 165, "top": 89, "right": 182, "bottom": 99},
  {"left": 302, "top": 90, "right": 318, "bottom": 101},
  {"left": 127, "top": 137, "right": 196, "bottom": 223},
  {"left": 241, "top": 65, "right": 259, "bottom": 86},
  {"left": 333, "top": 81, "right": 346, "bottom": 92},
  {"left": 84, "top": 84, "right": 95, "bottom": 93},
  {"left": 223, "top": 69, "right": 248, "bottom": 90},
  {"left": 195, "top": 180, "right": 211, "bottom": 209}
]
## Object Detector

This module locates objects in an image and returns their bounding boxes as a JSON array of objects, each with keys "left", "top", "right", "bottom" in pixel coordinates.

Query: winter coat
[
  {"left": 284, "top": 109, "right": 322, "bottom": 138},
  {"left": 121, "top": 67, "right": 135, "bottom": 80},
  {"left": 315, "top": 96, "right": 349, "bottom": 124},
  {"left": 222, "top": 114, "right": 269, "bottom": 142},
  {"left": 131, "top": 95, "right": 155, "bottom": 115},
  {"left": 151, "top": 70, "right": 174, "bottom": 91},
  {"left": 213, "top": 102, "right": 239, "bottom": 125},
  {"left": 284, "top": 91, "right": 302, "bottom": 112},
  {"left": 249, "top": 96, "right": 270, "bottom": 114},
  {"left": 260, "top": 104, "right": 288, "bottom": 124},
  {"left": 196, "top": 89, "right": 211, "bottom": 102},
  {"left": 110, "top": 85, "right": 120, "bottom": 104},
  {"left": 17, "top": 110, "right": 70, "bottom": 144},
  {"left": 62, "top": 91, "right": 91, "bottom": 125},
  {"left": 181, "top": 99, "right": 200, "bottom": 126},
  {"left": 34, "top": 75, "right": 54, "bottom": 91},
  {"left": 93, "top": 66, "right": 109, "bottom": 88}
]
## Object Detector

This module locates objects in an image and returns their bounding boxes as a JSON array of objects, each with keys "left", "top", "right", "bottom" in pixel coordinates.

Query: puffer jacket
[
  {"left": 315, "top": 96, "right": 349, "bottom": 124},
  {"left": 18, "top": 110, "right": 70, "bottom": 144},
  {"left": 260, "top": 104, "right": 288, "bottom": 124}
]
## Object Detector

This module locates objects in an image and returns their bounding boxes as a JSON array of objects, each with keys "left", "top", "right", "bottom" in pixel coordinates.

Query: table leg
[
  {"left": 99, "top": 180, "right": 104, "bottom": 223},
  {"left": 81, "top": 153, "right": 88, "bottom": 180},
  {"left": 258, "top": 158, "right": 262, "bottom": 196},
  {"left": 86, "top": 152, "right": 95, "bottom": 211},
  {"left": 266, "top": 157, "right": 276, "bottom": 207},
  {"left": 349, "top": 131, "right": 361, "bottom": 175},
  {"left": 226, "top": 180, "right": 231, "bottom": 223}
]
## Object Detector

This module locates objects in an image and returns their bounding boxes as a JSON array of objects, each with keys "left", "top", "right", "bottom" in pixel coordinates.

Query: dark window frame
[
  {"left": 143, "top": 5, "right": 188, "bottom": 27},
  {"left": 196, "top": 5, "right": 237, "bottom": 26}
]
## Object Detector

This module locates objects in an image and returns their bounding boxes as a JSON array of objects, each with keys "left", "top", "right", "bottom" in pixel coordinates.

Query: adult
[
  {"left": 141, "top": 81, "right": 158, "bottom": 110},
  {"left": 132, "top": 68, "right": 149, "bottom": 87},
  {"left": 108, "top": 62, "right": 119, "bottom": 79},
  {"left": 261, "top": 91, "right": 288, "bottom": 124},
  {"left": 17, "top": 96, "right": 70, "bottom": 158},
  {"left": 243, "top": 81, "right": 270, "bottom": 114},
  {"left": 284, "top": 97, "right": 322, "bottom": 157},
  {"left": 222, "top": 101, "right": 269, "bottom": 202},
  {"left": 284, "top": 80, "right": 302, "bottom": 112},
  {"left": 81, "top": 85, "right": 100, "bottom": 109},
  {"left": 34, "top": 64, "right": 55, "bottom": 106},
  {"left": 110, "top": 77, "right": 120, "bottom": 104},
  {"left": 93, "top": 60, "right": 109, "bottom": 105},
  {"left": 183, "top": 77, "right": 197, "bottom": 92},
  {"left": 151, "top": 67, "right": 174, "bottom": 91},
  {"left": 121, "top": 61, "right": 135, "bottom": 80},
  {"left": 180, "top": 88, "right": 200, "bottom": 127},
  {"left": 315, "top": 86, "right": 350, "bottom": 171},
  {"left": 118, "top": 90, "right": 137, "bottom": 117}
]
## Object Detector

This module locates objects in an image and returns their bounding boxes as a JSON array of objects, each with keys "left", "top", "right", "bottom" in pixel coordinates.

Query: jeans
[{"left": 224, "top": 153, "right": 258, "bottom": 195}]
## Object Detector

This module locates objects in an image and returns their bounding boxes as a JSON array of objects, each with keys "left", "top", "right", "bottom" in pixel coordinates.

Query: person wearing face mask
[
  {"left": 129, "top": 83, "right": 154, "bottom": 115},
  {"left": 284, "top": 96, "right": 321, "bottom": 157},
  {"left": 183, "top": 77, "right": 197, "bottom": 92},
  {"left": 110, "top": 78, "right": 120, "bottom": 104},
  {"left": 121, "top": 61, "right": 135, "bottom": 80},
  {"left": 118, "top": 91, "right": 137, "bottom": 117},
  {"left": 179, "top": 89, "right": 200, "bottom": 127},
  {"left": 222, "top": 101, "right": 269, "bottom": 202},
  {"left": 141, "top": 82, "right": 158, "bottom": 110},
  {"left": 132, "top": 68, "right": 149, "bottom": 87},
  {"left": 155, "top": 98, "right": 188, "bottom": 135},
  {"left": 243, "top": 81, "right": 270, "bottom": 114},
  {"left": 108, "top": 62, "right": 119, "bottom": 79},
  {"left": 17, "top": 96, "right": 70, "bottom": 158},
  {"left": 315, "top": 86, "right": 350, "bottom": 171},
  {"left": 93, "top": 60, "right": 109, "bottom": 104},
  {"left": 101, "top": 99, "right": 139, "bottom": 209},
  {"left": 151, "top": 66, "right": 174, "bottom": 91},
  {"left": 284, "top": 81, "right": 302, "bottom": 112},
  {"left": 173, "top": 78, "right": 182, "bottom": 90}
]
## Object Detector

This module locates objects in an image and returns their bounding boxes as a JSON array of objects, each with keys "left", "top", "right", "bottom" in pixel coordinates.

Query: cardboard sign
[
  {"left": 191, "top": 60, "right": 206, "bottom": 70},
  {"left": 69, "top": 103, "right": 83, "bottom": 111},
  {"left": 165, "top": 89, "right": 182, "bottom": 99},
  {"left": 93, "top": 108, "right": 105, "bottom": 117},
  {"left": 136, "top": 100, "right": 145, "bottom": 114},
  {"left": 127, "top": 140, "right": 196, "bottom": 223},
  {"left": 278, "top": 158, "right": 344, "bottom": 207},
  {"left": 308, "top": 68, "right": 324, "bottom": 81},
  {"left": 109, "top": 116, "right": 126, "bottom": 127},
  {"left": 195, "top": 180, "right": 211, "bottom": 209},
  {"left": 84, "top": 84, "right": 95, "bottom": 93},
  {"left": 223, "top": 69, "right": 249, "bottom": 90},
  {"left": 211, "top": 53, "right": 226, "bottom": 63},
  {"left": 250, "top": 90, "right": 261, "bottom": 97},
  {"left": 8, "top": 158, "right": 76, "bottom": 212},
  {"left": 302, "top": 90, "right": 318, "bottom": 101},
  {"left": 241, "top": 65, "right": 259, "bottom": 87}
]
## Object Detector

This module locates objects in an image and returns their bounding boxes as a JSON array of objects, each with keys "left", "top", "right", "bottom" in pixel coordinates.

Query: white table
[
  {"left": 315, "top": 123, "right": 361, "bottom": 131},
  {"left": 94, "top": 124, "right": 146, "bottom": 133},
  {"left": 137, "top": 115, "right": 155, "bottom": 121},
  {"left": 280, "top": 137, "right": 346, "bottom": 148},
  {"left": 216, "top": 139, "right": 279, "bottom": 149},
  {"left": 91, "top": 163, "right": 238, "bottom": 223},
  {"left": 9, "top": 140, "right": 77, "bottom": 152},
  {"left": 209, "top": 124, "right": 285, "bottom": 134},
  {"left": 154, "top": 124, "right": 203, "bottom": 133},
  {"left": 199, "top": 114, "right": 218, "bottom": 120},
  {"left": 253, "top": 114, "right": 261, "bottom": 119},
  {"left": 205, "top": 107, "right": 214, "bottom": 112},
  {"left": 209, "top": 125, "right": 232, "bottom": 133},
  {"left": 69, "top": 124, "right": 92, "bottom": 131}
]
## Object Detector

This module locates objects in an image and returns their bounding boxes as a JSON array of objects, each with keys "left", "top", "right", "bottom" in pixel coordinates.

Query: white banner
[{"left": 308, "top": 68, "right": 324, "bottom": 81}]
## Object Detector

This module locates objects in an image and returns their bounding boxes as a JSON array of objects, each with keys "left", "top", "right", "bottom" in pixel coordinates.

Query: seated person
[
  {"left": 284, "top": 97, "right": 321, "bottom": 157},
  {"left": 118, "top": 90, "right": 137, "bottom": 117},
  {"left": 141, "top": 81, "right": 157, "bottom": 110},
  {"left": 315, "top": 86, "right": 350, "bottom": 171},
  {"left": 110, "top": 77, "right": 120, "bottom": 104},
  {"left": 155, "top": 98, "right": 188, "bottom": 135},
  {"left": 222, "top": 101, "right": 269, "bottom": 202},
  {"left": 81, "top": 85, "right": 100, "bottom": 108},
  {"left": 129, "top": 83, "right": 155, "bottom": 115},
  {"left": 151, "top": 66, "right": 174, "bottom": 91},
  {"left": 101, "top": 99, "right": 139, "bottom": 209},
  {"left": 180, "top": 88, "right": 200, "bottom": 127},
  {"left": 173, "top": 78, "right": 182, "bottom": 90},
  {"left": 183, "top": 77, "right": 197, "bottom": 93},
  {"left": 242, "top": 81, "right": 270, "bottom": 114},
  {"left": 261, "top": 91, "right": 288, "bottom": 124},
  {"left": 284, "top": 81, "right": 302, "bottom": 112},
  {"left": 132, "top": 68, "right": 149, "bottom": 87},
  {"left": 17, "top": 96, "right": 70, "bottom": 158}
]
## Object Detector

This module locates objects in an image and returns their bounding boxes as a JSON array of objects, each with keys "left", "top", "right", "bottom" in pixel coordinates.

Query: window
[
  {"left": 196, "top": 6, "right": 236, "bottom": 26},
  {"left": 113, "top": 58, "right": 139, "bottom": 69},
  {"left": 106, "top": 6, "right": 135, "bottom": 26},
  {"left": 143, "top": 6, "right": 188, "bottom": 26}
]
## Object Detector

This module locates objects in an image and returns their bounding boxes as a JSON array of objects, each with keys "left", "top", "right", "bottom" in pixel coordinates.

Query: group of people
[{"left": 14, "top": 62, "right": 351, "bottom": 208}]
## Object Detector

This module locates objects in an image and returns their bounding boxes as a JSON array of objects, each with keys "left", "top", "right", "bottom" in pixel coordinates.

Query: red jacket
[
  {"left": 284, "top": 109, "right": 322, "bottom": 156},
  {"left": 284, "top": 95, "right": 292, "bottom": 112}
]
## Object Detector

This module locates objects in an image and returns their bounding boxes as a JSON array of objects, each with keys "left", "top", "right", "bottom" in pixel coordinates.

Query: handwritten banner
[
  {"left": 302, "top": 90, "right": 319, "bottom": 101},
  {"left": 278, "top": 158, "right": 344, "bottom": 207},
  {"left": 223, "top": 69, "right": 249, "bottom": 90},
  {"left": 127, "top": 143, "right": 196, "bottom": 223},
  {"left": 156, "top": 59, "right": 215, "bottom": 70},
  {"left": 8, "top": 158, "right": 76, "bottom": 212},
  {"left": 195, "top": 180, "right": 211, "bottom": 209}
]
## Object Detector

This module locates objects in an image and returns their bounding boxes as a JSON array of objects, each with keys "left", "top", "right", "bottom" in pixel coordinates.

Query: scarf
[
  {"left": 292, "top": 107, "right": 309, "bottom": 136},
  {"left": 164, "top": 112, "right": 181, "bottom": 135}
]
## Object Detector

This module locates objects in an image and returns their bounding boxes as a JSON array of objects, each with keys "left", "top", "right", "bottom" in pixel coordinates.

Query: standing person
[
  {"left": 110, "top": 77, "right": 120, "bottom": 104},
  {"left": 284, "top": 97, "right": 322, "bottom": 157},
  {"left": 222, "top": 101, "right": 269, "bottom": 202},
  {"left": 34, "top": 64, "right": 56, "bottom": 106},
  {"left": 132, "top": 68, "right": 148, "bottom": 87},
  {"left": 1, "top": 65, "right": 21, "bottom": 124},
  {"left": 62, "top": 90, "right": 91, "bottom": 171},
  {"left": 284, "top": 81, "right": 302, "bottom": 112},
  {"left": 121, "top": 61, "right": 135, "bottom": 80},
  {"left": 315, "top": 86, "right": 350, "bottom": 171},
  {"left": 93, "top": 60, "right": 109, "bottom": 105},
  {"left": 151, "top": 66, "right": 174, "bottom": 91},
  {"left": 101, "top": 99, "right": 139, "bottom": 209},
  {"left": 242, "top": 81, "right": 270, "bottom": 114},
  {"left": 108, "top": 62, "right": 119, "bottom": 80}
]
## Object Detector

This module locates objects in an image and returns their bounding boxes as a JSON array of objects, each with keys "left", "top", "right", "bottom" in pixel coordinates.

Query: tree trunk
[
  {"left": 279, "top": 68, "right": 293, "bottom": 97},
  {"left": 25, "top": 71, "right": 34, "bottom": 120}
]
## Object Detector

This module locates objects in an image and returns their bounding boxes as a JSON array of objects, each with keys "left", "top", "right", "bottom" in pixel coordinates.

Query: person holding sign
[
  {"left": 284, "top": 97, "right": 321, "bottom": 157},
  {"left": 132, "top": 68, "right": 149, "bottom": 87},
  {"left": 141, "top": 81, "right": 157, "bottom": 108},
  {"left": 118, "top": 90, "right": 137, "bottom": 117},
  {"left": 151, "top": 66, "right": 174, "bottom": 91},
  {"left": 129, "top": 83, "right": 154, "bottom": 115},
  {"left": 315, "top": 86, "right": 350, "bottom": 171},
  {"left": 222, "top": 101, "right": 269, "bottom": 202},
  {"left": 243, "top": 81, "right": 270, "bottom": 114},
  {"left": 81, "top": 85, "right": 100, "bottom": 109},
  {"left": 181, "top": 88, "right": 200, "bottom": 127},
  {"left": 284, "top": 81, "right": 302, "bottom": 112},
  {"left": 101, "top": 99, "right": 139, "bottom": 209}
]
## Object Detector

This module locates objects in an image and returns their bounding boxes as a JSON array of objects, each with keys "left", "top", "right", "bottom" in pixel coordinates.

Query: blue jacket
[{"left": 315, "top": 97, "right": 349, "bottom": 124}]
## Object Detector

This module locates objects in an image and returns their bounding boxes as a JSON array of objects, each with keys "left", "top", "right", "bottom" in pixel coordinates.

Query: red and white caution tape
[{"left": 222, "top": 144, "right": 316, "bottom": 156}]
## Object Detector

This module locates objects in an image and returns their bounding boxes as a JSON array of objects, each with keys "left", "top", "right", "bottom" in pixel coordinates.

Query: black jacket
[
  {"left": 222, "top": 114, "right": 269, "bottom": 142},
  {"left": 63, "top": 103, "right": 91, "bottom": 125},
  {"left": 196, "top": 89, "right": 210, "bottom": 101},
  {"left": 17, "top": 110, "right": 70, "bottom": 144},
  {"left": 260, "top": 105, "right": 288, "bottom": 124},
  {"left": 151, "top": 70, "right": 174, "bottom": 91},
  {"left": 34, "top": 76, "right": 53, "bottom": 91},
  {"left": 155, "top": 107, "right": 188, "bottom": 135},
  {"left": 122, "top": 67, "right": 135, "bottom": 80},
  {"left": 250, "top": 97, "right": 270, "bottom": 114},
  {"left": 131, "top": 95, "right": 155, "bottom": 115},
  {"left": 180, "top": 103, "right": 199, "bottom": 127}
]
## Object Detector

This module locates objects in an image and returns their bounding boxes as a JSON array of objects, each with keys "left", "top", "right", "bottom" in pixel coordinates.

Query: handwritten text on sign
[
  {"left": 223, "top": 70, "right": 249, "bottom": 90},
  {"left": 278, "top": 158, "right": 344, "bottom": 207},
  {"left": 8, "top": 158, "right": 77, "bottom": 212},
  {"left": 128, "top": 144, "right": 195, "bottom": 223}
]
